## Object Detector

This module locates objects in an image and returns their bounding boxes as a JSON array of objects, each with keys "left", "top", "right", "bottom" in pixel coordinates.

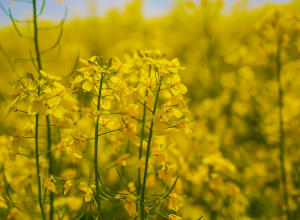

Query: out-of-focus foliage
[{"left": 1, "top": 0, "right": 300, "bottom": 219}]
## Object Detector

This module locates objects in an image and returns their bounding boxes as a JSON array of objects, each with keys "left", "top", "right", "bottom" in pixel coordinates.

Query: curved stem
[
  {"left": 276, "top": 40, "right": 290, "bottom": 220},
  {"left": 94, "top": 72, "right": 104, "bottom": 219},
  {"left": 140, "top": 72, "right": 161, "bottom": 220},
  {"left": 33, "top": 1, "right": 46, "bottom": 219},
  {"left": 46, "top": 115, "right": 54, "bottom": 220},
  {"left": 136, "top": 66, "right": 151, "bottom": 219}
]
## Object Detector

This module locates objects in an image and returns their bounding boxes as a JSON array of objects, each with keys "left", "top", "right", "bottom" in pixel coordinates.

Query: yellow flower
[
  {"left": 136, "top": 156, "right": 155, "bottom": 168},
  {"left": 8, "top": 151, "right": 18, "bottom": 161},
  {"left": 175, "top": 118, "right": 192, "bottom": 137},
  {"left": 92, "top": 84, "right": 114, "bottom": 110},
  {"left": 61, "top": 96, "right": 80, "bottom": 112},
  {"left": 5, "top": 97, "right": 19, "bottom": 118},
  {"left": 124, "top": 194, "right": 138, "bottom": 217},
  {"left": 57, "top": 138, "right": 82, "bottom": 162},
  {"left": 153, "top": 108, "right": 165, "bottom": 136},
  {"left": 119, "top": 121, "right": 137, "bottom": 143},
  {"left": 22, "top": 123, "right": 35, "bottom": 135},
  {"left": 28, "top": 94, "right": 48, "bottom": 116},
  {"left": 168, "top": 193, "right": 183, "bottom": 212},
  {"left": 56, "top": 118, "right": 75, "bottom": 129},
  {"left": 168, "top": 214, "right": 183, "bottom": 220},
  {"left": 153, "top": 148, "right": 166, "bottom": 166},
  {"left": 11, "top": 133, "right": 28, "bottom": 153},
  {"left": 79, "top": 182, "right": 94, "bottom": 202},
  {"left": 64, "top": 180, "right": 74, "bottom": 195},
  {"left": 120, "top": 104, "right": 140, "bottom": 118},
  {"left": 71, "top": 133, "right": 87, "bottom": 156},
  {"left": 169, "top": 75, "right": 187, "bottom": 96},
  {"left": 40, "top": 70, "right": 62, "bottom": 84},
  {"left": 82, "top": 101, "right": 99, "bottom": 122},
  {"left": 42, "top": 175, "right": 57, "bottom": 193},
  {"left": 115, "top": 153, "right": 130, "bottom": 166},
  {"left": 158, "top": 166, "right": 174, "bottom": 187}
]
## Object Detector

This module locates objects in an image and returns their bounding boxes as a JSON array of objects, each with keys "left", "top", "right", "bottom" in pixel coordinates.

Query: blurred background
[{"left": 1, "top": 0, "right": 300, "bottom": 219}]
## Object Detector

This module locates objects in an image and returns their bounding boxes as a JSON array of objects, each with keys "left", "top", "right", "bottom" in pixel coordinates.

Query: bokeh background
[{"left": 1, "top": 0, "right": 300, "bottom": 219}]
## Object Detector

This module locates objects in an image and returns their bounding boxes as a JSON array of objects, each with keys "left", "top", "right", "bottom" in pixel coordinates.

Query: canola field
[{"left": 0, "top": 0, "right": 300, "bottom": 220}]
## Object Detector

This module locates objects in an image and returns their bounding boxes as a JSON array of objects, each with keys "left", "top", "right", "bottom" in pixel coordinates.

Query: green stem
[
  {"left": 140, "top": 71, "right": 161, "bottom": 220},
  {"left": 33, "top": 1, "right": 46, "bottom": 219},
  {"left": 35, "top": 114, "right": 46, "bottom": 220},
  {"left": 137, "top": 65, "right": 151, "bottom": 205},
  {"left": 94, "top": 72, "right": 104, "bottom": 219},
  {"left": 276, "top": 40, "right": 290, "bottom": 220}
]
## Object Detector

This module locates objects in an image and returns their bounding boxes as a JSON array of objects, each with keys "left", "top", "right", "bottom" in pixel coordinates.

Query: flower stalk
[
  {"left": 276, "top": 39, "right": 290, "bottom": 220},
  {"left": 140, "top": 68, "right": 161, "bottom": 220},
  {"left": 33, "top": 1, "right": 46, "bottom": 219},
  {"left": 94, "top": 72, "right": 104, "bottom": 219}
]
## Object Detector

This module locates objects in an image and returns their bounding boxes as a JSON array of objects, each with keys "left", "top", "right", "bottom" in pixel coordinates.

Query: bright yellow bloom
[
  {"left": 8, "top": 151, "right": 18, "bottom": 161},
  {"left": 82, "top": 101, "right": 99, "bottom": 122},
  {"left": 40, "top": 70, "right": 62, "bottom": 84},
  {"left": 56, "top": 118, "right": 75, "bottom": 129},
  {"left": 153, "top": 148, "right": 166, "bottom": 166},
  {"left": 5, "top": 97, "right": 19, "bottom": 118},
  {"left": 153, "top": 108, "right": 165, "bottom": 136},
  {"left": 57, "top": 138, "right": 83, "bottom": 162},
  {"left": 42, "top": 175, "right": 57, "bottom": 193},
  {"left": 61, "top": 96, "right": 80, "bottom": 112},
  {"left": 64, "top": 180, "right": 74, "bottom": 195},
  {"left": 175, "top": 118, "right": 192, "bottom": 137},
  {"left": 168, "top": 193, "right": 183, "bottom": 212},
  {"left": 120, "top": 104, "right": 140, "bottom": 118},
  {"left": 79, "top": 182, "right": 94, "bottom": 202},
  {"left": 158, "top": 166, "right": 174, "bottom": 187},
  {"left": 124, "top": 194, "right": 138, "bottom": 217},
  {"left": 22, "top": 123, "right": 35, "bottom": 135},
  {"left": 115, "top": 153, "right": 130, "bottom": 166},
  {"left": 168, "top": 214, "right": 183, "bottom": 220},
  {"left": 136, "top": 156, "right": 155, "bottom": 168},
  {"left": 169, "top": 75, "right": 187, "bottom": 96},
  {"left": 119, "top": 121, "right": 137, "bottom": 143},
  {"left": 11, "top": 133, "right": 28, "bottom": 153},
  {"left": 28, "top": 94, "right": 48, "bottom": 116},
  {"left": 71, "top": 133, "right": 87, "bottom": 156}
]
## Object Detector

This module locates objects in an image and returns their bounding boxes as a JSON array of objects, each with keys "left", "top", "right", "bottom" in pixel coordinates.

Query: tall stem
[
  {"left": 276, "top": 40, "right": 290, "bottom": 220},
  {"left": 95, "top": 72, "right": 104, "bottom": 219},
  {"left": 33, "top": 0, "right": 54, "bottom": 218},
  {"left": 136, "top": 66, "right": 151, "bottom": 219},
  {"left": 140, "top": 73, "right": 161, "bottom": 220},
  {"left": 46, "top": 115, "right": 54, "bottom": 220},
  {"left": 33, "top": 1, "right": 46, "bottom": 219}
]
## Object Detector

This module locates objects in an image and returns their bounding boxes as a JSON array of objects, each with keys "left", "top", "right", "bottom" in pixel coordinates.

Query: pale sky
[{"left": 0, "top": 0, "right": 292, "bottom": 27}]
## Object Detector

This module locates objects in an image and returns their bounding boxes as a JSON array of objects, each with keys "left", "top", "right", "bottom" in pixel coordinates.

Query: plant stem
[
  {"left": 94, "top": 72, "right": 104, "bottom": 219},
  {"left": 140, "top": 71, "right": 161, "bottom": 220},
  {"left": 276, "top": 40, "right": 290, "bottom": 220},
  {"left": 33, "top": 1, "right": 46, "bottom": 219},
  {"left": 46, "top": 115, "right": 54, "bottom": 220},
  {"left": 136, "top": 66, "right": 151, "bottom": 219}
]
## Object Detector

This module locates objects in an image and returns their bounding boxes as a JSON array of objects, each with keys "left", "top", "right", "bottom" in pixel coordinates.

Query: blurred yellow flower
[
  {"left": 168, "top": 214, "right": 182, "bottom": 220},
  {"left": 28, "top": 94, "right": 48, "bottom": 116},
  {"left": 42, "top": 175, "right": 57, "bottom": 193},
  {"left": 158, "top": 166, "right": 174, "bottom": 187},
  {"left": 64, "top": 180, "right": 74, "bottom": 195},
  {"left": 124, "top": 194, "right": 138, "bottom": 217},
  {"left": 56, "top": 118, "right": 75, "bottom": 129},
  {"left": 11, "top": 133, "right": 28, "bottom": 153},
  {"left": 115, "top": 153, "right": 130, "bottom": 166},
  {"left": 5, "top": 97, "right": 19, "bottom": 118},
  {"left": 168, "top": 193, "right": 183, "bottom": 212},
  {"left": 79, "top": 183, "right": 94, "bottom": 202}
]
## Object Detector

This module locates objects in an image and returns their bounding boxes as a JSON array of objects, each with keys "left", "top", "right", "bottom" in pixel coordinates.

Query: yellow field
[{"left": 0, "top": 0, "right": 300, "bottom": 220}]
